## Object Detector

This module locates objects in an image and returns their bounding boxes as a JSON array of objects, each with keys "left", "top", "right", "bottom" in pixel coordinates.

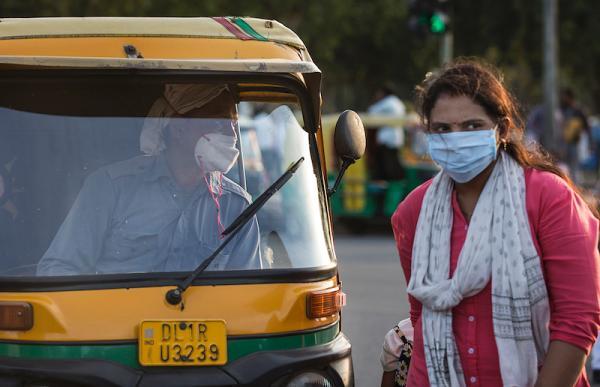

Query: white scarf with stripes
[{"left": 407, "top": 152, "right": 550, "bottom": 386}]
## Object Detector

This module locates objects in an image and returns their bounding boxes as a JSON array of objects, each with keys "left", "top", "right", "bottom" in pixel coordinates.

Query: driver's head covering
[{"left": 140, "top": 84, "right": 230, "bottom": 155}]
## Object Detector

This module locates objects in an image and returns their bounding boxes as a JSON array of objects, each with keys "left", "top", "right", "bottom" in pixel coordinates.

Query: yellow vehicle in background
[
  {"left": 323, "top": 113, "right": 437, "bottom": 229},
  {"left": 0, "top": 17, "right": 365, "bottom": 386}
]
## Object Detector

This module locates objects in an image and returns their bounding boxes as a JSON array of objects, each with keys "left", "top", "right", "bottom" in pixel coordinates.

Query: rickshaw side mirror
[{"left": 328, "top": 110, "right": 366, "bottom": 197}]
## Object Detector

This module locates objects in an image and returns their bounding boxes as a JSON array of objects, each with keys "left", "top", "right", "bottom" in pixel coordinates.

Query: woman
[{"left": 392, "top": 59, "right": 600, "bottom": 387}]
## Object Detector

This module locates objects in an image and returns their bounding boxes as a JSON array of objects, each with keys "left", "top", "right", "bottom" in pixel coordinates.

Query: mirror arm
[{"left": 327, "top": 157, "right": 355, "bottom": 197}]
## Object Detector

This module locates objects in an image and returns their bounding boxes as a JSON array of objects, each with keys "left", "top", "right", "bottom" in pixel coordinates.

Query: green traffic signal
[{"left": 430, "top": 12, "right": 447, "bottom": 34}]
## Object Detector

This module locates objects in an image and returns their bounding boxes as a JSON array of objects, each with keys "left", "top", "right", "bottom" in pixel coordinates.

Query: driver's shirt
[{"left": 37, "top": 155, "right": 261, "bottom": 275}]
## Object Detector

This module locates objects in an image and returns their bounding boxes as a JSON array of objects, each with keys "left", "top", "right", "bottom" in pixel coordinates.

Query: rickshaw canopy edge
[
  {"left": 0, "top": 56, "right": 321, "bottom": 74},
  {"left": 0, "top": 17, "right": 307, "bottom": 50}
]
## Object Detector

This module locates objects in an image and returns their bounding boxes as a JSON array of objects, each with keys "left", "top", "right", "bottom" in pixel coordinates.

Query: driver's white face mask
[{"left": 194, "top": 133, "right": 240, "bottom": 174}]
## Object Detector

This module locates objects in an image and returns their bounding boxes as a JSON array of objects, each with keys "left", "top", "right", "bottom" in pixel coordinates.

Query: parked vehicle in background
[{"left": 323, "top": 112, "right": 438, "bottom": 231}]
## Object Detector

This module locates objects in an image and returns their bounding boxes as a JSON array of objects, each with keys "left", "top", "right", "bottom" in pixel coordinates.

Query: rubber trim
[{"left": 0, "top": 264, "right": 336, "bottom": 292}]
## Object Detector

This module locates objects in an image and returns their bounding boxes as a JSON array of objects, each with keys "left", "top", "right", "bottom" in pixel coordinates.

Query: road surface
[{"left": 334, "top": 229, "right": 408, "bottom": 387}]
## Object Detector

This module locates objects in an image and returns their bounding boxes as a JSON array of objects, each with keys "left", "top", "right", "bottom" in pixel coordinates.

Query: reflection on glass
[
  {"left": 0, "top": 82, "right": 331, "bottom": 277},
  {"left": 240, "top": 102, "right": 330, "bottom": 269}
]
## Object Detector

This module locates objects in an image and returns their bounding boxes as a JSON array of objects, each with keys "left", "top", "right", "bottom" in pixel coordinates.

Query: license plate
[{"left": 138, "top": 320, "right": 227, "bottom": 366}]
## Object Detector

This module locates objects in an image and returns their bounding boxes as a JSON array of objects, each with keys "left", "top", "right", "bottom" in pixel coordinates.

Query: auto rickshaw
[
  {"left": 323, "top": 113, "right": 438, "bottom": 230},
  {"left": 0, "top": 17, "right": 365, "bottom": 387}
]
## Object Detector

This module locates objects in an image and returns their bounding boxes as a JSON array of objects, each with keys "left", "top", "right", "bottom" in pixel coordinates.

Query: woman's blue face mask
[{"left": 426, "top": 127, "right": 498, "bottom": 183}]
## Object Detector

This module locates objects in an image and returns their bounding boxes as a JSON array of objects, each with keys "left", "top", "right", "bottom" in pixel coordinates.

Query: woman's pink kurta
[{"left": 392, "top": 168, "right": 600, "bottom": 387}]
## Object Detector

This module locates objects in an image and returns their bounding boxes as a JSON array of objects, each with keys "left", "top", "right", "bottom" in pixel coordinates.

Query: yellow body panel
[
  {"left": 0, "top": 37, "right": 301, "bottom": 60},
  {"left": 0, "top": 279, "right": 338, "bottom": 342}
]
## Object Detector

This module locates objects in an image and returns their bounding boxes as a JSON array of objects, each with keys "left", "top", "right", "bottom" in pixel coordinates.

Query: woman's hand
[{"left": 534, "top": 340, "right": 587, "bottom": 387}]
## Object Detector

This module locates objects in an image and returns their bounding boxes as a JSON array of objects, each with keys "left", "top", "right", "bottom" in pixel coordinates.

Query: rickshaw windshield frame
[{"left": 0, "top": 70, "right": 336, "bottom": 291}]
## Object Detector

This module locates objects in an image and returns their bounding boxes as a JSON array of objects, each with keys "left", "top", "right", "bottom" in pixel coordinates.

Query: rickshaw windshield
[{"left": 0, "top": 78, "right": 331, "bottom": 278}]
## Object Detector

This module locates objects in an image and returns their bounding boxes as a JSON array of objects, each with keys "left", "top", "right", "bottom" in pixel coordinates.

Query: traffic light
[
  {"left": 408, "top": 0, "right": 450, "bottom": 36},
  {"left": 429, "top": 11, "right": 448, "bottom": 34}
]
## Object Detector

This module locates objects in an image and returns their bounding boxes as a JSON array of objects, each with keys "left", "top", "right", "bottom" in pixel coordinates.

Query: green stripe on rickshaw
[
  {"left": 229, "top": 17, "right": 268, "bottom": 41},
  {"left": 0, "top": 324, "right": 339, "bottom": 369}
]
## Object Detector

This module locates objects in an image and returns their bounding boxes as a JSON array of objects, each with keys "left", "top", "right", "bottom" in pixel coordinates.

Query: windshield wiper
[{"left": 165, "top": 157, "right": 305, "bottom": 306}]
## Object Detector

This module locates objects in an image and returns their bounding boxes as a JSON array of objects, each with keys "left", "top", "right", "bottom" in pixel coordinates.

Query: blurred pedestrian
[
  {"left": 560, "top": 87, "right": 591, "bottom": 183},
  {"left": 254, "top": 104, "right": 285, "bottom": 182},
  {"left": 391, "top": 59, "right": 600, "bottom": 386},
  {"left": 524, "top": 103, "right": 561, "bottom": 146},
  {"left": 591, "top": 116, "right": 600, "bottom": 183},
  {"left": 368, "top": 85, "right": 406, "bottom": 180},
  {"left": 525, "top": 103, "right": 545, "bottom": 144}
]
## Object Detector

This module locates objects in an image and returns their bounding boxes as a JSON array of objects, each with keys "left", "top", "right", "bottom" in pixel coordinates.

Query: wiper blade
[
  {"left": 221, "top": 157, "right": 304, "bottom": 236},
  {"left": 165, "top": 157, "right": 305, "bottom": 306}
]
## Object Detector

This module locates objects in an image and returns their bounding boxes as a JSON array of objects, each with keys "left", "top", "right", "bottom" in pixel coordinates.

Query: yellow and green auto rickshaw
[{"left": 0, "top": 17, "right": 366, "bottom": 386}]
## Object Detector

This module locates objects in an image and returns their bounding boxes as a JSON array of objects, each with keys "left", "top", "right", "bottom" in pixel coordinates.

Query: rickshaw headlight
[{"left": 282, "top": 371, "right": 334, "bottom": 387}]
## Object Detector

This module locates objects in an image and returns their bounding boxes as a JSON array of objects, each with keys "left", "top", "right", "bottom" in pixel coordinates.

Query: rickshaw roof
[
  {"left": 0, "top": 17, "right": 320, "bottom": 74},
  {"left": 0, "top": 17, "right": 323, "bottom": 134},
  {"left": 0, "top": 17, "right": 306, "bottom": 50}
]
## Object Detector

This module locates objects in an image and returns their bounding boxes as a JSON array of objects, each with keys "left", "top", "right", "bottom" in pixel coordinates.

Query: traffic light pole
[
  {"left": 542, "top": 0, "right": 559, "bottom": 152},
  {"left": 440, "top": 31, "right": 453, "bottom": 66}
]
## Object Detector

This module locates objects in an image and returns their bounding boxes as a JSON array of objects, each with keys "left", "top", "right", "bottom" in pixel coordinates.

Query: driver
[{"left": 37, "top": 84, "right": 261, "bottom": 275}]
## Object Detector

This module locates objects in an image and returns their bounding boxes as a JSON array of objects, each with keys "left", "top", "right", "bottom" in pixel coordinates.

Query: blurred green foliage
[{"left": 1, "top": 0, "right": 599, "bottom": 115}]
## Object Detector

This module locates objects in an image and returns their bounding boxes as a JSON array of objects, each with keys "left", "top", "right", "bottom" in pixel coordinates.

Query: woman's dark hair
[{"left": 415, "top": 57, "right": 598, "bottom": 217}]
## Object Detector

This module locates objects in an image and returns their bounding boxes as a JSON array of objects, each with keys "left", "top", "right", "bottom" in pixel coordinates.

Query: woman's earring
[{"left": 502, "top": 139, "right": 508, "bottom": 151}]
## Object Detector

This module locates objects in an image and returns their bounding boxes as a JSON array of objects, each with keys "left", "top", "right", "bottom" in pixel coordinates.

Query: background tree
[{"left": 1, "top": 0, "right": 599, "bottom": 115}]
